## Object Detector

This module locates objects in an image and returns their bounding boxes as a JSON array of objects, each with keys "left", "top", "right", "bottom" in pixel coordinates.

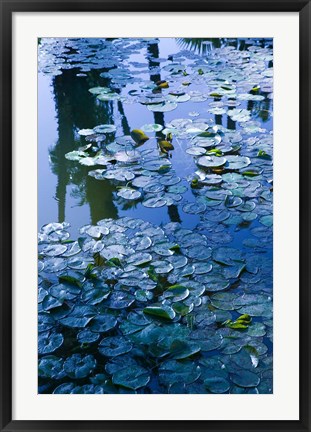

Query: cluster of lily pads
[
  {"left": 38, "top": 217, "right": 272, "bottom": 394},
  {"left": 38, "top": 37, "right": 273, "bottom": 394}
]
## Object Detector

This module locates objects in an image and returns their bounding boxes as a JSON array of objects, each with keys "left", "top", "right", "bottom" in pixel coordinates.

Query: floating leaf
[
  {"left": 130, "top": 129, "right": 149, "bottom": 146},
  {"left": 38, "top": 356, "right": 65, "bottom": 380},
  {"left": 38, "top": 331, "right": 64, "bottom": 355},
  {"left": 164, "top": 285, "right": 190, "bottom": 302},
  {"left": 117, "top": 188, "right": 141, "bottom": 200},
  {"left": 142, "top": 196, "right": 167, "bottom": 208},
  {"left": 204, "top": 371, "right": 230, "bottom": 393},
  {"left": 225, "top": 155, "right": 251, "bottom": 170},
  {"left": 231, "top": 370, "right": 260, "bottom": 388},
  {"left": 141, "top": 123, "right": 163, "bottom": 133},
  {"left": 197, "top": 156, "right": 226, "bottom": 168},
  {"left": 113, "top": 365, "right": 150, "bottom": 390},
  {"left": 99, "top": 336, "right": 132, "bottom": 357},
  {"left": 147, "top": 101, "right": 177, "bottom": 112},
  {"left": 64, "top": 354, "right": 97, "bottom": 379},
  {"left": 143, "top": 304, "right": 176, "bottom": 320},
  {"left": 59, "top": 305, "right": 96, "bottom": 328}
]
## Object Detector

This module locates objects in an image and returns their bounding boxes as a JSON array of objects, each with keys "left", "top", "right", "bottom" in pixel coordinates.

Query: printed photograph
[{"left": 38, "top": 37, "right": 273, "bottom": 394}]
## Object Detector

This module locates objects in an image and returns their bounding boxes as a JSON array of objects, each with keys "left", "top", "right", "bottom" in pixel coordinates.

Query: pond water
[{"left": 38, "top": 37, "right": 273, "bottom": 394}]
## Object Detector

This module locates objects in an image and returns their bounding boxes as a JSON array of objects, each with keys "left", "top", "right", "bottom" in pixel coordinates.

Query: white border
[{"left": 12, "top": 12, "right": 299, "bottom": 421}]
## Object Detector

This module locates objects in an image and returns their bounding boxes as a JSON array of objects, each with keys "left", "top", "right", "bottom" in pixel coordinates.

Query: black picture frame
[{"left": 1, "top": 1, "right": 310, "bottom": 431}]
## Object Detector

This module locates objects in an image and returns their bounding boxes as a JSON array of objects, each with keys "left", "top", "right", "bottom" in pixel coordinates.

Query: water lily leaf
[
  {"left": 225, "top": 155, "right": 251, "bottom": 170},
  {"left": 153, "top": 261, "right": 174, "bottom": 274},
  {"left": 89, "top": 314, "right": 118, "bottom": 333},
  {"left": 247, "top": 322, "right": 266, "bottom": 337},
  {"left": 38, "top": 313, "right": 55, "bottom": 333},
  {"left": 147, "top": 101, "right": 177, "bottom": 112},
  {"left": 107, "top": 291, "right": 135, "bottom": 309},
  {"left": 212, "top": 247, "right": 245, "bottom": 265},
  {"left": 78, "top": 128, "right": 94, "bottom": 136},
  {"left": 64, "top": 354, "right": 96, "bottom": 379},
  {"left": 164, "top": 285, "right": 190, "bottom": 302},
  {"left": 186, "top": 146, "right": 206, "bottom": 156},
  {"left": 141, "top": 123, "right": 163, "bottom": 133},
  {"left": 143, "top": 304, "right": 176, "bottom": 320},
  {"left": 127, "top": 252, "right": 152, "bottom": 266},
  {"left": 169, "top": 339, "right": 201, "bottom": 360},
  {"left": 81, "top": 287, "right": 110, "bottom": 305},
  {"left": 93, "top": 124, "right": 116, "bottom": 134},
  {"left": 142, "top": 196, "right": 167, "bottom": 208},
  {"left": 41, "top": 244, "right": 67, "bottom": 257},
  {"left": 204, "top": 371, "right": 230, "bottom": 393},
  {"left": 38, "top": 331, "right": 64, "bottom": 355},
  {"left": 77, "top": 329, "right": 100, "bottom": 344},
  {"left": 99, "top": 336, "right": 132, "bottom": 357},
  {"left": 97, "top": 92, "right": 120, "bottom": 101},
  {"left": 197, "top": 156, "right": 226, "bottom": 168},
  {"left": 227, "top": 108, "right": 251, "bottom": 122},
  {"left": 172, "top": 302, "right": 193, "bottom": 316},
  {"left": 211, "top": 292, "right": 238, "bottom": 311},
  {"left": 183, "top": 202, "right": 207, "bottom": 214},
  {"left": 59, "top": 305, "right": 96, "bottom": 328},
  {"left": 38, "top": 356, "right": 65, "bottom": 380},
  {"left": 135, "top": 289, "right": 153, "bottom": 302},
  {"left": 88, "top": 86, "right": 111, "bottom": 95},
  {"left": 193, "top": 262, "right": 213, "bottom": 274},
  {"left": 130, "top": 129, "right": 149, "bottom": 146},
  {"left": 50, "top": 283, "right": 80, "bottom": 301},
  {"left": 117, "top": 188, "right": 141, "bottom": 200},
  {"left": 80, "top": 224, "right": 109, "bottom": 238},
  {"left": 159, "top": 360, "right": 201, "bottom": 385},
  {"left": 259, "top": 215, "right": 273, "bottom": 227},
  {"left": 231, "top": 370, "right": 260, "bottom": 388},
  {"left": 187, "top": 245, "right": 212, "bottom": 261},
  {"left": 112, "top": 365, "right": 150, "bottom": 390},
  {"left": 197, "top": 273, "right": 229, "bottom": 292}
]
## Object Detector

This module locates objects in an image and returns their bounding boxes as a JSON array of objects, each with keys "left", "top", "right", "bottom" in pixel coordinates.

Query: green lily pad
[
  {"left": 38, "top": 356, "right": 65, "bottom": 380},
  {"left": 107, "top": 291, "right": 135, "bottom": 309},
  {"left": 78, "top": 128, "right": 94, "bottom": 136},
  {"left": 225, "top": 156, "right": 251, "bottom": 170},
  {"left": 38, "top": 331, "right": 64, "bottom": 354},
  {"left": 99, "top": 336, "right": 132, "bottom": 357},
  {"left": 142, "top": 196, "right": 167, "bottom": 208},
  {"left": 59, "top": 305, "right": 96, "bottom": 328},
  {"left": 197, "top": 156, "right": 226, "bottom": 168},
  {"left": 77, "top": 329, "right": 100, "bottom": 344},
  {"left": 231, "top": 370, "right": 260, "bottom": 388},
  {"left": 117, "top": 188, "right": 141, "bottom": 200},
  {"left": 89, "top": 314, "right": 118, "bottom": 333},
  {"left": 204, "top": 371, "right": 230, "bottom": 393},
  {"left": 41, "top": 244, "right": 67, "bottom": 257},
  {"left": 64, "top": 354, "right": 97, "bottom": 379},
  {"left": 93, "top": 124, "right": 116, "bottom": 134},
  {"left": 169, "top": 339, "right": 201, "bottom": 360},
  {"left": 143, "top": 304, "right": 176, "bottom": 320},
  {"left": 164, "top": 285, "right": 190, "bottom": 302},
  {"left": 112, "top": 365, "right": 150, "bottom": 390},
  {"left": 147, "top": 101, "right": 177, "bottom": 112},
  {"left": 159, "top": 360, "right": 201, "bottom": 385},
  {"left": 141, "top": 123, "right": 163, "bottom": 133}
]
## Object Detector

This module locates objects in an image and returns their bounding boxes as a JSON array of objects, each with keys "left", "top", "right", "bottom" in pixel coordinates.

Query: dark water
[{"left": 38, "top": 38, "right": 273, "bottom": 395}]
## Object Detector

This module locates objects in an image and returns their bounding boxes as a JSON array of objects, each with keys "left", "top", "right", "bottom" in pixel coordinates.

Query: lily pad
[
  {"left": 197, "top": 156, "right": 226, "bottom": 168},
  {"left": 99, "top": 336, "right": 132, "bottom": 357},
  {"left": 143, "top": 304, "right": 176, "bottom": 320},
  {"left": 231, "top": 370, "right": 260, "bottom": 388},
  {"left": 38, "top": 331, "right": 64, "bottom": 355},
  {"left": 112, "top": 365, "right": 150, "bottom": 390},
  {"left": 64, "top": 354, "right": 97, "bottom": 379}
]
